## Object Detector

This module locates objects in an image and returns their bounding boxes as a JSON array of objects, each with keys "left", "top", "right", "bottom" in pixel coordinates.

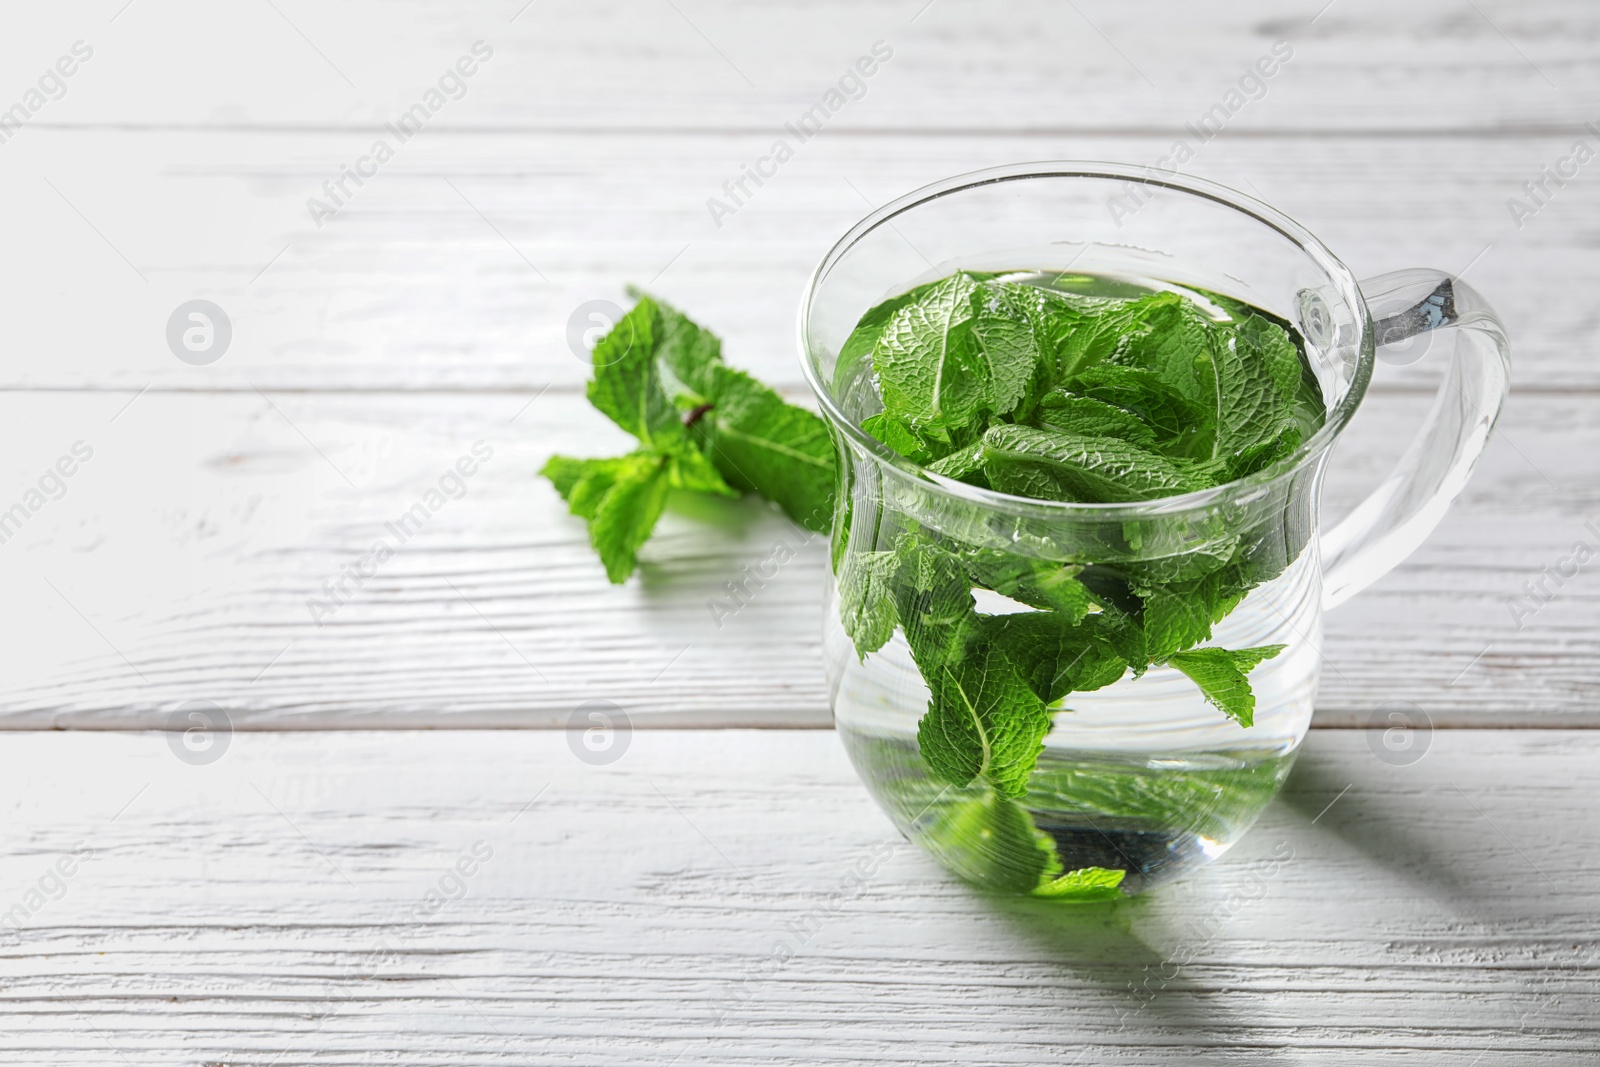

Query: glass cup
[{"left": 798, "top": 162, "right": 1510, "bottom": 897}]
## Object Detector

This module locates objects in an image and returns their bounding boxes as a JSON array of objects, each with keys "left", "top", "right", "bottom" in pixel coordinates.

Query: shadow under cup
[{"left": 798, "top": 164, "right": 1375, "bottom": 897}]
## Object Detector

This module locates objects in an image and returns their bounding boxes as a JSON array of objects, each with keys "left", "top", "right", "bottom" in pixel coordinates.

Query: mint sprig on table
[
  {"left": 543, "top": 292, "right": 835, "bottom": 583},
  {"left": 836, "top": 271, "right": 1322, "bottom": 801}
]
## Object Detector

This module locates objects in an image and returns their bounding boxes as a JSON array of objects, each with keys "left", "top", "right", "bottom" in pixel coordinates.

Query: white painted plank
[
  {"left": 0, "top": 388, "right": 1588, "bottom": 727},
  {"left": 0, "top": 728, "right": 1593, "bottom": 1064},
  {"left": 0, "top": 127, "right": 1589, "bottom": 392},
  {"left": 8, "top": 0, "right": 1599, "bottom": 133}
]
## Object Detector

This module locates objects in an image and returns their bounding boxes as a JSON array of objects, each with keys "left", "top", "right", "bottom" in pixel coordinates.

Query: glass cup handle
[{"left": 1318, "top": 268, "right": 1512, "bottom": 610}]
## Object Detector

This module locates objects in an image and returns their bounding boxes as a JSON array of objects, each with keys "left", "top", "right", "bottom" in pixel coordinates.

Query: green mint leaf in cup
[
  {"left": 960, "top": 549, "right": 1093, "bottom": 623},
  {"left": 918, "top": 642, "right": 1053, "bottom": 800},
  {"left": 1032, "top": 865, "right": 1127, "bottom": 902},
  {"left": 890, "top": 533, "right": 982, "bottom": 674},
  {"left": 1114, "top": 291, "right": 1218, "bottom": 398},
  {"left": 919, "top": 790, "right": 1061, "bottom": 894},
  {"left": 1167, "top": 645, "right": 1289, "bottom": 728},
  {"left": 833, "top": 283, "right": 930, "bottom": 397},
  {"left": 968, "top": 282, "right": 1045, "bottom": 416},
  {"left": 1033, "top": 391, "right": 1160, "bottom": 448},
  {"left": 837, "top": 548, "right": 899, "bottom": 661},
  {"left": 924, "top": 442, "right": 987, "bottom": 484},
  {"left": 980, "top": 425, "right": 1201, "bottom": 503},
  {"left": 1064, "top": 363, "right": 1209, "bottom": 448},
  {"left": 870, "top": 271, "right": 1050, "bottom": 432},
  {"left": 978, "top": 611, "right": 1128, "bottom": 705},
  {"left": 871, "top": 272, "right": 989, "bottom": 430},
  {"left": 843, "top": 268, "right": 1326, "bottom": 841},
  {"left": 916, "top": 785, "right": 1127, "bottom": 898},
  {"left": 860, "top": 411, "right": 936, "bottom": 464},
  {"left": 1139, "top": 579, "right": 1226, "bottom": 663}
]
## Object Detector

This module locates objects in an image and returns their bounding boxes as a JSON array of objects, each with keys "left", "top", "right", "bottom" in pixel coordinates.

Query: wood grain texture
[
  {"left": 0, "top": 388, "right": 1590, "bottom": 728},
  {"left": 10, "top": 0, "right": 1600, "bottom": 132},
  {"left": 0, "top": 728, "right": 1594, "bottom": 1065},
  {"left": 1, "top": 129, "right": 1595, "bottom": 392}
]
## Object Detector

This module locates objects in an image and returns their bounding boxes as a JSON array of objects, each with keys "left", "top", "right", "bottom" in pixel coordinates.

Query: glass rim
[{"left": 796, "top": 160, "right": 1375, "bottom": 518}]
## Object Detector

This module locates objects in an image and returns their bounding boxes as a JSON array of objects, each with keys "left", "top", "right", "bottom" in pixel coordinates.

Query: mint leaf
[
  {"left": 889, "top": 535, "right": 1062, "bottom": 797},
  {"left": 981, "top": 424, "right": 1199, "bottom": 503},
  {"left": 1089, "top": 600, "right": 1149, "bottom": 677},
  {"left": 1138, "top": 567, "right": 1255, "bottom": 661},
  {"left": 969, "top": 282, "right": 1044, "bottom": 417},
  {"left": 1140, "top": 582, "right": 1218, "bottom": 662},
  {"left": 646, "top": 293, "right": 724, "bottom": 399},
  {"left": 961, "top": 549, "right": 1092, "bottom": 623},
  {"left": 607, "top": 293, "right": 836, "bottom": 529},
  {"left": 1167, "top": 644, "right": 1287, "bottom": 728},
  {"left": 543, "top": 450, "right": 672, "bottom": 584},
  {"left": 838, "top": 549, "right": 898, "bottom": 660},
  {"left": 542, "top": 453, "right": 629, "bottom": 519},
  {"left": 1110, "top": 292, "right": 1301, "bottom": 479},
  {"left": 918, "top": 642, "right": 1052, "bottom": 798},
  {"left": 834, "top": 285, "right": 930, "bottom": 396},
  {"left": 861, "top": 411, "right": 937, "bottom": 464},
  {"left": 993, "top": 282, "right": 1128, "bottom": 388},
  {"left": 919, "top": 790, "right": 1061, "bottom": 894},
  {"left": 1034, "top": 391, "right": 1158, "bottom": 449},
  {"left": 1065, "top": 364, "right": 1208, "bottom": 451},
  {"left": 918, "top": 786, "right": 1128, "bottom": 899},
  {"left": 925, "top": 442, "right": 988, "bottom": 484},
  {"left": 1116, "top": 292, "right": 1215, "bottom": 394},
  {"left": 1210, "top": 316, "right": 1302, "bottom": 478},
  {"left": 556, "top": 294, "right": 839, "bottom": 582},
  {"left": 1145, "top": 588, "right": 1216, "bottom": 662},
  {"left": 872, "top": 273, "right": 991, "bottom": 431},
  {"left": 863, "top": 274, "right": 1056, "bottom": 427},
  {"left": 980, "top": 611, "right": 1129, "bottom": 704},
  {"left": 697, "top": 365, "right": 834, "bottom": 531},
  {"left": 891, "top": 534, "right": 981, "bottom": 675},
  {"left": 585, "top": 299, "right": 685, "bottom": 450},
  {"left": 1033, "top": 865, "right": 1126, "bottom": 901},
  {"left": 666, "top": 442, "right": 737, "bottom": 496}
]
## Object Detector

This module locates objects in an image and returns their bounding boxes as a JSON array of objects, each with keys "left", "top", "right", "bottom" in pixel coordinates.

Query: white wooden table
[{"left": 1, "top": 1, "right": 1597, "bottom": 1062}]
